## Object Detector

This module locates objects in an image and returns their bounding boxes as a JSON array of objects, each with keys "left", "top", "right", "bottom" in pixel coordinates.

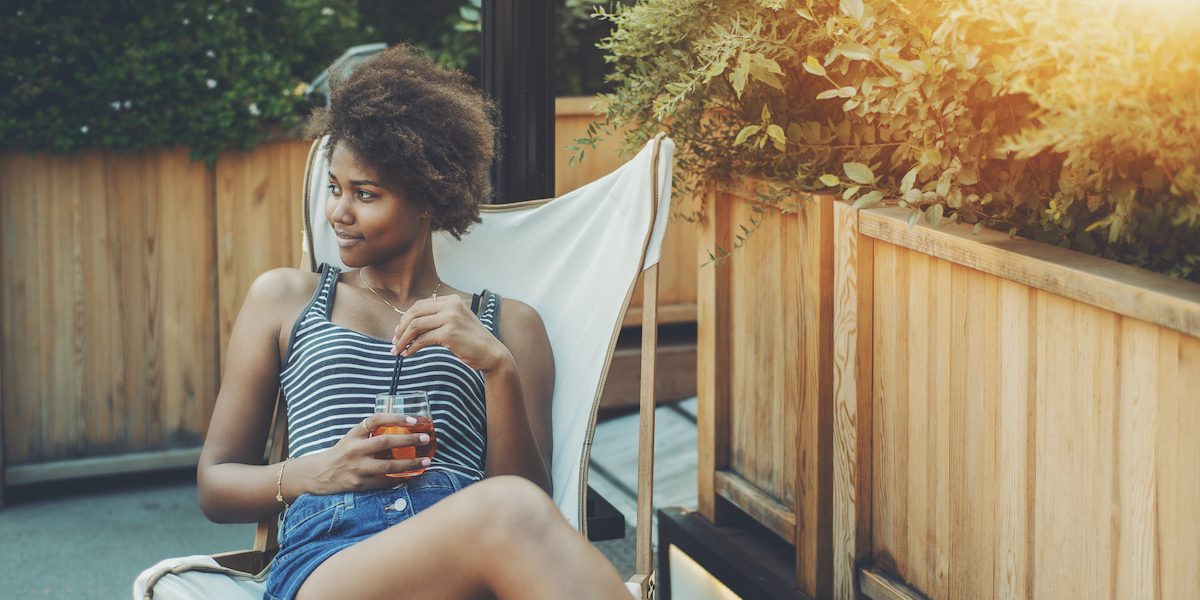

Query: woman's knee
[{"left": 467, "top": 476, "right": 564, "bottom": 542}]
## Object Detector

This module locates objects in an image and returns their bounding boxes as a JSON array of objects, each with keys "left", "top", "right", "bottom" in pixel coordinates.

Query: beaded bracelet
[{"left": 275, "top": 458, "right": 291, "bottom": 509}]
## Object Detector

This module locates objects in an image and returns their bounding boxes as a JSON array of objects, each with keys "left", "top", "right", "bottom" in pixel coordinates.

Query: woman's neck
[{"left": 359, "top": 234, "right": 442, "bottom": 300}]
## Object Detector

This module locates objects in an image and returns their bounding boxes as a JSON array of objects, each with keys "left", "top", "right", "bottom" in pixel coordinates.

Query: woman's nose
[{"left": 329, "top": 197, "right": 353, "bottom": 223}]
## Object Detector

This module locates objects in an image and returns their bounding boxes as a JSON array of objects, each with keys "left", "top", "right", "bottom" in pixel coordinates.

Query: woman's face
[{"left": 325, "top": 146, "right": 429, "bottom": 268}]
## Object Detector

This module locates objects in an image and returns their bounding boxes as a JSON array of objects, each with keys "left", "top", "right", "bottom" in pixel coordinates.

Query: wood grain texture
[
  {"left": 860, "top": 568, "right": 932, "bottom": 600},
  {"left": 871, "top": 240, "right": 909, "bottom": 581},
  {"left": 832, "top": 202, "right": 874, "bottom": 600},
  {"left": 796, "top": 196, "right": 835, "bottom": 599},
  {"left": 859, "top": 206, "right": 1200, "bottom": 337},
  {"left": 947, "top": 265, "right": 996, "bottom": 600},
  {"left": 715, "top": 469, "right": 797, "bottom": 544},
  {"left": 1116, "top": 317, "right": 1160, "bottom": 600},
  {"left": 697, "top": 185, "right": 733, "bottom": 524},
  {"left": 636, "top": 264, "right": 659, "bottom": 579},
  {"left": 0, "top": 147, "right": 218, "bottom": 471},
  {"left": 857, "top": 233, "right": 1199, "bottom": 600},
  {"left": 215, "top": 140, "right": 309, "bottom": 372}
]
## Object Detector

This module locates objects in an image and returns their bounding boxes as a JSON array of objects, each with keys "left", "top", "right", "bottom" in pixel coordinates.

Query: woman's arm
[
  {"left": 197, "top": 268, "right": 301, "bottom": 523},
  {"left": 392, "top": 295, "right": 555, "bottom": 494},
  {"left": 481, "top": 299, "right": 554, "bottom": 492}
]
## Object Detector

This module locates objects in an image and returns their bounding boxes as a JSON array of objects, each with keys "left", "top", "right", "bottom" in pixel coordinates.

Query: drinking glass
[{"left": 372, "top": 390, "right": 437, "bottom": 478}]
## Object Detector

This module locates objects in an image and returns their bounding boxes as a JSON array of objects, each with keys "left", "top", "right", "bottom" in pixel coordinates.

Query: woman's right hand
[{"left": 294, "top": 413, "right": 432, "bottom": 496}]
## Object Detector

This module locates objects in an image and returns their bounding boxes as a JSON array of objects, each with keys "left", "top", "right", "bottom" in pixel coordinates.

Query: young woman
[{"left": 197, "top": 44, "right": 632, "bottom": 600}]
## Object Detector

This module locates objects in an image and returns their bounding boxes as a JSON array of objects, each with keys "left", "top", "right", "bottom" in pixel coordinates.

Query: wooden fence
[
  {"left": 0, "top": 98, "right": 698, "bottom": 500},
  {"left": 697, "top": 187, "right": 1200, "bottom": 600}
]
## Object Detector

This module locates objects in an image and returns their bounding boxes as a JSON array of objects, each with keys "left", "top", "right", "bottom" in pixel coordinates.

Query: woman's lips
[{"left": 336, "top": 233, "right": 361, "bottom": 248}]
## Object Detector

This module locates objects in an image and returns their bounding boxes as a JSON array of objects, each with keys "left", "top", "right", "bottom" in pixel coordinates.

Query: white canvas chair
[{"left": 135, "top": 133, "right": 674, "bottom": 600}]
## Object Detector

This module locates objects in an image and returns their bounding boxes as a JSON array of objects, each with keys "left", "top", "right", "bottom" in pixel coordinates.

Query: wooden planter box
[
  {"left": 697, "top": 182, "right": 1200, "bottom": 600},
  {"left": 831, "top": 202, "right": 1200, "bottom": 600}
]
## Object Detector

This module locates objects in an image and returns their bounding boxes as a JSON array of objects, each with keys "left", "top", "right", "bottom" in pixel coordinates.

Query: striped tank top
[{"left": 280, "top": 265, "right": 498, "bottom": 482}]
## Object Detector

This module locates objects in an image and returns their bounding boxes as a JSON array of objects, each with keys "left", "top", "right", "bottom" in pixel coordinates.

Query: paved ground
[{"left": 0, "top": 399, "right": 697, "bottom": 599}]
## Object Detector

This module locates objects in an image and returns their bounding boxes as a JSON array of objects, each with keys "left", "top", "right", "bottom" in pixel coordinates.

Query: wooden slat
[
  {"left": 903, "top": 248, "right": 935, "bottom": 597},
  {"left": 994, "top": 280, "right": 1035, "bottom": 600},
  {"left": 871, "top": 240, "right": 908, "bottom": 580},
  {"left": 1, "top": 153, "right": 43, "bottom": 464},
  {"left": 1115, "top": 317, "right": 1160, "bottom": 600},
  {"left": 714, "top": 470, "right": 796, "bottom": 544},
  {"left": 832, "top": 201, "right": 874, "bottom": 600},
  {"left": 697, "top": 186, "right": 733, "bottom": 523},
  {"left": 80, "top": 153, "right": 114, "bottom": 457},
  {"left": 947, "top": 264, "right": 997, "bottom": 600},
  {"left": 859, "top": 206, "right": 1200, "bottom": 337},
  {"left": 635, "top": 263, "right": 659, "bottom": 585},
  {"left": 1032, "top": 291, "right": 1077, "bottom": 600},
  {"left": 796, "top": 196, "right": 834, "bottom": 599},
  {"left": 1159, "top": 333, "right": 1200, "bottom": 599},
  {"left": 1078, "top": 302, "right": 1118, "bottom": 600},
  {"left": 860, "top": 567, "right": 931, "bottom": 600}
]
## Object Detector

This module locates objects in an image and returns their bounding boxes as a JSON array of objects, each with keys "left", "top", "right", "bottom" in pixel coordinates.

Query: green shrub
[
  {"left": 588, "top": 0, "right": 1200, "bottom": 281},
  {"left": 0, "top": 0, "right": 367, "bottom": 162}
]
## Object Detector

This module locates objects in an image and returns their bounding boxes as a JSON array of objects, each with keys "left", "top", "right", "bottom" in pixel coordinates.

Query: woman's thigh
[{"left": 296, "top": 475, "right": 562, "bottom": 600}]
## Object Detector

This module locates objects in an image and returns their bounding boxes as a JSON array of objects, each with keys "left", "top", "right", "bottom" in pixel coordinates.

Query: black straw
[{"left": 388, "top": 353, "right": 404, "bottom": 396}]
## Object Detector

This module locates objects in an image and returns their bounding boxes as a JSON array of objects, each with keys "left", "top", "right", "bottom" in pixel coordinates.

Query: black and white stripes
[{"left": 280, "top": 265, "right": 496, "bottom": 482}]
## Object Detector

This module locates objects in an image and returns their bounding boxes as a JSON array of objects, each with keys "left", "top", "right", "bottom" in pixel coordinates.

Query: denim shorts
[{"left": 265, "top": 470, "right": 476, "bottom": 600}]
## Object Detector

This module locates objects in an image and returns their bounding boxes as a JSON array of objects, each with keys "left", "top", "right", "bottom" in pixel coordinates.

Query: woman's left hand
[{"left": 391, "top": 295, "right": 513, "bottom": 374}]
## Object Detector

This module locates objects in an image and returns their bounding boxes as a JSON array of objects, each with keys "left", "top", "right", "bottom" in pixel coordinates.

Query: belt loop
[{"left": 344, "top": 492, "right": 355, "bottom": 509}]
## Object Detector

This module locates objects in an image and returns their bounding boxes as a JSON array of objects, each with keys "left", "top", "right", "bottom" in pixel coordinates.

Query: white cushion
[{"left": 133, "top": 555, "right": 265, "bottom": 600}]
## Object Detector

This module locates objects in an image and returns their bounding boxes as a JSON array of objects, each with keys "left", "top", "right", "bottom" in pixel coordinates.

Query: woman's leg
[{"left": 296, "top": 476, "right": 631, "bottom": 600}]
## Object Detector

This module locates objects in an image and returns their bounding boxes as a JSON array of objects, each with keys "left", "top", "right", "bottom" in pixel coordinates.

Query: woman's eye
[
  {"left": 356, "top": 189, "right": 375, "bottom": 200},
  {"left": 327, "top": 183, "right": 341, "bottom": 195}
]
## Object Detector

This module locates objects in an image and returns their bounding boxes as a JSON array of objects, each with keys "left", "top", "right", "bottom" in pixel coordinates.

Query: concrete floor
[{"left": 0, "top": 399, "right": 698, "bottom": 599}]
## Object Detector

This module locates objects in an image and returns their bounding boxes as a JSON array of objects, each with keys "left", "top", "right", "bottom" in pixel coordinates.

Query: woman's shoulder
[
  {"left": 245, "top": 267, "right": 323, "bottom": 310},
  {"left": 495, "top": 296, "right": 549, "bottom": 346}
]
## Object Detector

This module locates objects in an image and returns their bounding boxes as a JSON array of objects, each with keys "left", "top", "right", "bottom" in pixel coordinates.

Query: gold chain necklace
[{"left": 360, "top": 269, "right": 442, "bottom": 315}]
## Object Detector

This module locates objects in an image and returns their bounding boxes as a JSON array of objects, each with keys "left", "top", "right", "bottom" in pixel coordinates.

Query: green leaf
[
  {"left": 766, "top": 124, "right": 787, "bottom": 144},
  {"left": 842, "top": 186, "right": 861, "bottom": 200},
  {"left": 854, "top": 190, "right": 885, "bottom": 209},
  {"left": 843, "top": 162, "right": 875, "bottom": 185},
  {"left": 816, "top": 89, "right": 842, "bottom": 100},
  {"left": 907, "top": 207, "right": 921, "bottom": 229},
  {"left": 838, "top": 86, "right": 857, "bottom": 98},
  {"left": 803, "top": 56, "right": 827, "bottom": 77},
  {"left": 881, "top": 53, "right": 916, "bottom": 73},
  {"left": 787, "top": 123, "right": 804, "bottom": 143},
  {"left": 819, "top": 174, "right": 840, "bottom": 187},
  {"left": 900, "top": 168, "right": 919, "bottom": 194},
  {"left": 973, "top": 221, "right": 985, "bottom": 234},
  {"left": 958, "top": 166, "right": 979, "bottom": 186},
  {"left": 841, "top": 0, "right": 864, "bottom": 21},
  {"left": 926, "top": 203, "right": 944, "bottom": 227},
  {"left": 735, "top": 125, "right": 761, "bottom": 145},
  {"left": 836, "top": 43, "right": 873, "bottom": 61},
  {"left": 795, "top": 7, "right": 814, "bottom": 21}
]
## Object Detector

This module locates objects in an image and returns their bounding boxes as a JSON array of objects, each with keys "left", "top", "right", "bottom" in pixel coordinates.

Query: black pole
[{"left": 482, "top": 0, "right": 555, "bottom": 204}]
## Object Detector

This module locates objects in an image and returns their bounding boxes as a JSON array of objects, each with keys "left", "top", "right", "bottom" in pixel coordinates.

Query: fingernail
[
  {"left": 418, "top": 434, "right": 430, "bottom": 443},
  {"left": 421, "top": 458, "right": 431, "bottom": 466},
  {"left": 406, "top": 416, "right": 417, "bottom": 425}
]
